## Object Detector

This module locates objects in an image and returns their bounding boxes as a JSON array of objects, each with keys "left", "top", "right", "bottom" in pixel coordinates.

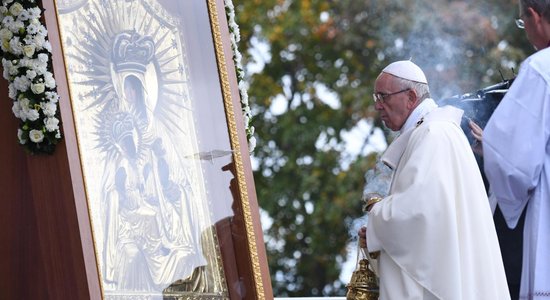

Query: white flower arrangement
[
  {"left": 225, "top": 0, "right": 256, "bottom": 152},
  {"left": 0, "top": 0, "right": 62, "bottom": 154}
]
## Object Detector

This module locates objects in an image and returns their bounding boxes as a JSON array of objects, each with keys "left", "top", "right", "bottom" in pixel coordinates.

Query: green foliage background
[{"left": 233, "top": 0, "right": 532, "bottom": 297}]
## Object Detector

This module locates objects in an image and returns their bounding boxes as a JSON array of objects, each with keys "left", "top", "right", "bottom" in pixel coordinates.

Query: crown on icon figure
[{"left": 112, "top": 30, "right": 155, "bottom": 73}]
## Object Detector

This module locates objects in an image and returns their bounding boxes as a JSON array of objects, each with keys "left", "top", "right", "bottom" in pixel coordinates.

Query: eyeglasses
[
  {"left": 516, "top": 12, "right": 526, "bottom": 29},
  {"left": 515, "top": 18, "right": 525, "bottom": 29},
  {"left": 373, "top": 88, "right": 410, "bottom": 104}
]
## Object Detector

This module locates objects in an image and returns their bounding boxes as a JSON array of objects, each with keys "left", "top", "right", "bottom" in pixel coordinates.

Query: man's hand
[{"left": 468, "top": 119, "right": 483, "bottom": 156}]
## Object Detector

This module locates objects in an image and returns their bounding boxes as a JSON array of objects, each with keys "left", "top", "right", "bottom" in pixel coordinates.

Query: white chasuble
[{"left": 367, "top": 106, "right": 510, "bottom": 300}]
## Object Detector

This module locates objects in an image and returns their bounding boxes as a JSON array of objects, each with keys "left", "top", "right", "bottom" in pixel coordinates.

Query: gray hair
[
  {"left": 521, "top": 0, "right": 550, "bottom": 22},
  {"left": 394, "top": 77, "right": 431, "bottom": 102}
]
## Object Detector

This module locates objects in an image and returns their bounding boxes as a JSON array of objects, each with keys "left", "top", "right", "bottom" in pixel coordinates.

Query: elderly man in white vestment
[
  {"left": 358, "top": 60, "right": 510, "bottom": 300},
  {"left": 481, "top": 0, "right": 550, "bottom": 299}
]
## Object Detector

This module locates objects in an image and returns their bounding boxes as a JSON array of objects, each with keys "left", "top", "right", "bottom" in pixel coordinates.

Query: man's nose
[{"left": 374, "top": 101, "right": 384, "bottom": 110}]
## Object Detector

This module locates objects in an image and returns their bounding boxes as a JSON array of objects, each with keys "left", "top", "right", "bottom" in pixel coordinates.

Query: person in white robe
[
  {"left": 359, "top": 60, "right": 510, "bottom": 300},
  {"left": 482, "top": 1, "right": 550, "bottom": 298}
]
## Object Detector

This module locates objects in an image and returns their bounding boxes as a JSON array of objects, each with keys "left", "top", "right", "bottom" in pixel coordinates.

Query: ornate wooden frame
[{"left": 0, "top": 0, "right": 272, "bottom": 299}]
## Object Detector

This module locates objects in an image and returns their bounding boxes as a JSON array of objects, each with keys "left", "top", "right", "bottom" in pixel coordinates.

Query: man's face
[
  {"left": 373, "top": 73, "right": 416, "bottom": 131},
  {"left": 519, "top": 3, "right": 546, "bottom": 50}
]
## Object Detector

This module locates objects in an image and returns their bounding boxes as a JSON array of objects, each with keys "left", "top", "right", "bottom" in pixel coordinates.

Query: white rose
[
  {"left": 22, "top": 44, "right": 35, "bottom": 57},
  {"left": 30, "top": 82, "right": 45, "bottom": 94},
  {"left": 17, "top": 128, "right": 26, "bottom": 144},
  {"left": 8, "top": 2, "right": 23, "bottom": 16},
  {"left": 3, "top": 0, "right": 15, "bottom": 5},
  {"left": 44, "top": 117, "right": 59, "bottom": 132},
  {"left": 0, "top": 6, "right": 7, "bottom": 14},
  {"left": 0, "top": 27, "right": 12, "bottom": 40},
  {"left": 29, "top": 129, "right": 44, "bottom": 143}
]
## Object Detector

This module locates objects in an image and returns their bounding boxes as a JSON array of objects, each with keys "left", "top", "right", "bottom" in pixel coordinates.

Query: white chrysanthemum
[
  {"left": 45, "top": 91, "right": 59, "bottom": 102},
  {"left": 26, "top": 22, "right": 39, "bottom": 35},
  {"left": 28, "top": 7, "right": 41, "bottom": 19},
  {"left": 44, "top": 117, "right": 59, "bottom": 132},
  {"left": 29, "top": 129, "right": 44, "bottom": 143},
  {"left": 17, "top": 9, "right": 29, "bottom": 21},
  {"left": 36, "top": 24, "right": 47, "bottom": 36},
  {"left": 2, "top": 15, "right": 14, "bottom": 27}
]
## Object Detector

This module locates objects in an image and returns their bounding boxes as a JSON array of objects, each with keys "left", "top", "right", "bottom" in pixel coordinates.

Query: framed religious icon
[{"left": 44, "top": 0, "right": 272, "bottom": 299}]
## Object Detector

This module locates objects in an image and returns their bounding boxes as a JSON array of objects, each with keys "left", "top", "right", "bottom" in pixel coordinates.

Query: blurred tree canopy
[{"left": 233, "top": 0, "right": 532, "bottom": 296}]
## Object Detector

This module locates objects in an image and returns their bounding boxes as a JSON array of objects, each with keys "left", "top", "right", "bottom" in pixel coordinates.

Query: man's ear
[
  {"left": 528, "top": 7, "right": 541, "bottom": 24},
  {"left": 407, "top": 89, "right": 419, "bottom": 108}
]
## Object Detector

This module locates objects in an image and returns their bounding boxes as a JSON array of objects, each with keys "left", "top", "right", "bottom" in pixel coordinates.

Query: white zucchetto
[{"left": 382, "top": 60, "right": 428, "bottom": 84}]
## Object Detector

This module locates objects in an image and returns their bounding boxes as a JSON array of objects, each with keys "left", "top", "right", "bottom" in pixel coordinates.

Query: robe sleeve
[{"left": 483, "top": 62, "right": 550, "bottom": 229}]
